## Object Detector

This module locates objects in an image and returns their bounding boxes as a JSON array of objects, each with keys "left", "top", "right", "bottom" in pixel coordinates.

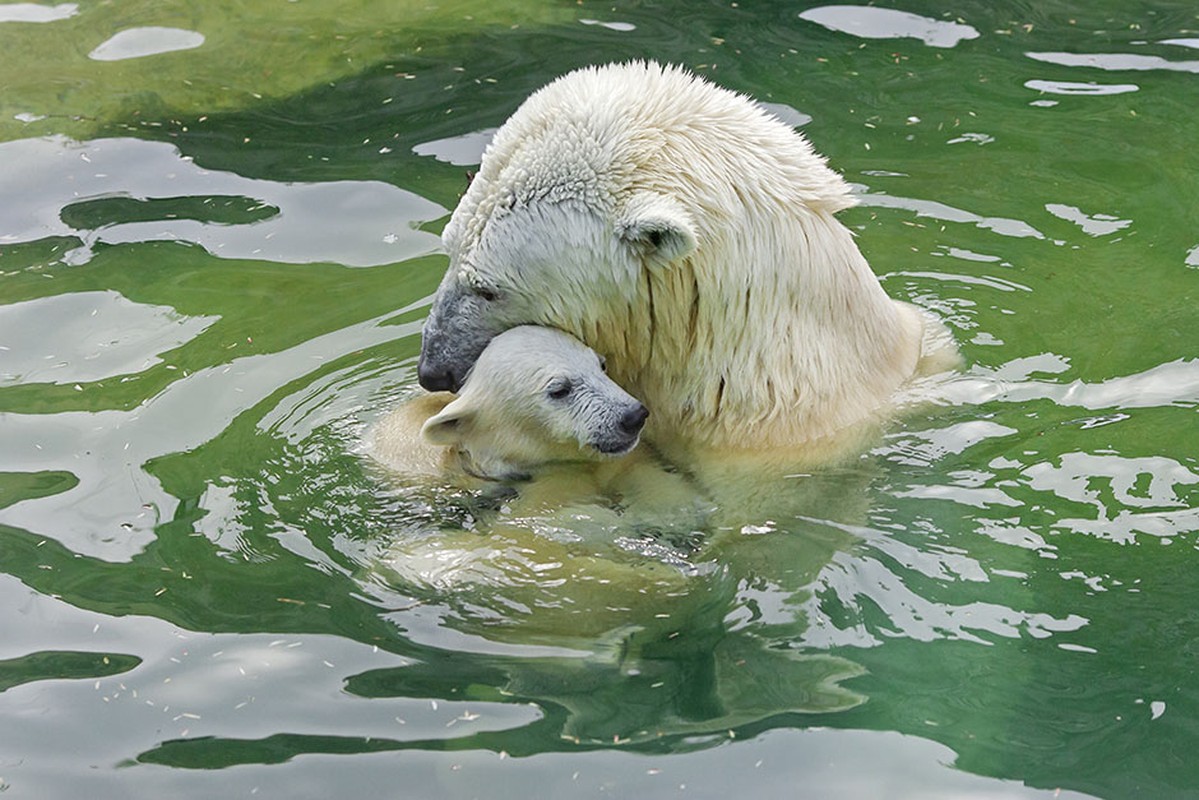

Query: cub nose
[{"left": 620, "top": 404, "right": 649, "bottom": 435}]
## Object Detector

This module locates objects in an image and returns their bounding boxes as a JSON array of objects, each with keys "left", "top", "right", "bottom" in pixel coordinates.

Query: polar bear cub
[{"left": 371, "top": 326, "right": 649, "bottom": 483}]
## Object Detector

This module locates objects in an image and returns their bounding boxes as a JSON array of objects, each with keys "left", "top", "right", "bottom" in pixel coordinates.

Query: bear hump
[{"left": 481, "top": 61, "right": 856, "bottom": 215}]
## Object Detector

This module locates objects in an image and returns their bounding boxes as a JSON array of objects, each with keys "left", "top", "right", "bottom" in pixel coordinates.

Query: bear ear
[
  {"left": 616, "top": 193, "right": 697, "bottom": 267},
  {"left": 421, "top": 401, "right": 475, "bottom": 446}
]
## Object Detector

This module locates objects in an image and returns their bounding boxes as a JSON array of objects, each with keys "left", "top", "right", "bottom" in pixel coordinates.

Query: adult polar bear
[{"left": 419, "top": 62, "right": 951, "bottom": 462}]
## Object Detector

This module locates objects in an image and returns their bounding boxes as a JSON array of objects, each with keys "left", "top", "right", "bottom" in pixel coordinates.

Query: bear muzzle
[
  {"left": 621, "top": 403, "right": 649, "bottom": 436},
  {"left": 417, "top": 359, "right": 462, "bottom": 393},
  {"left": 591, "top": 403, "right": 649, "bottom": 455}
]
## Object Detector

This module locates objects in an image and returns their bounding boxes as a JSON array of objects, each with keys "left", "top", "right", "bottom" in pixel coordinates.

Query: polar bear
[
  {"left": 418, "top": 61, "right": 955, "bottom": 463},
  {"left": 371, "top": 326, "right": 649, "bottom": 484}
]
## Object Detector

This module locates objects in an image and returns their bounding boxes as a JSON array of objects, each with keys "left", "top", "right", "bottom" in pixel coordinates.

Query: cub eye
[
  {"left": 546, "top": 378, "right": 573, "bottom": 400},
  {"left": 598, "top": 355, "right": 607, "bottom": 372}
]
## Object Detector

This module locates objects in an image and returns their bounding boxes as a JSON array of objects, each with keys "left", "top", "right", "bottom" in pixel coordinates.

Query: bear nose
[
  {"left": 418, "top": 361, "right": 461, "bottom": 393},
  {"left": 620, "top": 404, "right": 649, "bottom": 435}
]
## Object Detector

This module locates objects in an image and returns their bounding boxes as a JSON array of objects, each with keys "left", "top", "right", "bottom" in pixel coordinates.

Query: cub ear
[
  {"left": 616, "top": 192, "right": 697, "bottom": 267},
  {"left": 421, "top": 400, "right": 475, "bottom": 446}
]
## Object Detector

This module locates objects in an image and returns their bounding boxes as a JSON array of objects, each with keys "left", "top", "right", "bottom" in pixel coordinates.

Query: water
[{"left": 2, "top": 2, "right": 1197, "bottom": 797}]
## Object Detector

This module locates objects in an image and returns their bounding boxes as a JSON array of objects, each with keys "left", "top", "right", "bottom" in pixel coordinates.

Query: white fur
[
  {"left": 430, "top": 62, "right": 954, "bottom": 459},
  {"left": 373, "top": 326, "right": 646, "bottom": 482}
]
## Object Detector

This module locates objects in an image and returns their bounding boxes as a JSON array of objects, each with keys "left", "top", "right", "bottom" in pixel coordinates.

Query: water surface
[{"left": 2, "top": 2, "right": 1197, "bottom": 798}]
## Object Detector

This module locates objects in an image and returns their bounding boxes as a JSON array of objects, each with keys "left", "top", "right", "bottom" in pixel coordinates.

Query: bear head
[
  {"left": 421, "top": 326, "right": 648, "bottom": 481},
  {"left": 417, "top": 93, "right": 701, "bottom": 395}
]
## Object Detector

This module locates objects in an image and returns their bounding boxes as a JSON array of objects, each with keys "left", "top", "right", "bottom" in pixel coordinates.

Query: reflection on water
[
  {"left": 0, "top": 3, "right": 78, "bottom": 24},
  {"left": 937, "top": 357, "right": 1199, "bottom": 410},
  {"left": 0, "top": 136, "right": 445, "bottom": 266},
  {"left": 0, "top": 305, "right": 425, "bottom": 559},
  {"left": 799, "top": 5, "right": 980, "bottom": 48},
  {"left": 1023, "top": 453, "right": 1199, "bottom": 543},
  {"left": 89, "top": 27, "right": 205, "bottom": 61},
  {"left": 1044, "top": 203, "right": 1132, "bottom": 237},
  {"left": 412, "top": 128, "right": 497, "bottom": 166},
  {"left": 1024, "top": 79, "right": 1140, "bottom": 96},
  {"left": 1026, "top": 50, "right": 1199, "bottom": 74},
  {"left": 0, "top": 290, "right": 217, "bottom": 385},
  {"left": 857, "top": 188, "right": 1047, "bottom": 240}
]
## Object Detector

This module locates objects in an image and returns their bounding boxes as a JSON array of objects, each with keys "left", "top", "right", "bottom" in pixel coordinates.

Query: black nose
[
  {"left": 418, "top": 361, "right": 460, "bottom": 393},
  {"left": 620, "top": 404, "right": 649, "bottom": 435}
]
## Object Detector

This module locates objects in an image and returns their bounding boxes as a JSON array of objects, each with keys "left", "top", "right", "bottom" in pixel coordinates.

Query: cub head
[{"left": 420, "top": 326, "right": 649, "bottom": 481}]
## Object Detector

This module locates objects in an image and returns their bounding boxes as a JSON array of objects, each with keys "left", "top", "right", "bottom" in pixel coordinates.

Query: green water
[{"left": 2, "top": 1, "right": 1197, "bottom": 797}]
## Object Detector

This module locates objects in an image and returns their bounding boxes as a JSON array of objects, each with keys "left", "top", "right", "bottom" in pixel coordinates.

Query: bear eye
[
  {"left": 545, "top": 378, "right": 573, "bottom": 400},
  {"left": 464, "top": 275, "right": 500, "bottom": 302}
]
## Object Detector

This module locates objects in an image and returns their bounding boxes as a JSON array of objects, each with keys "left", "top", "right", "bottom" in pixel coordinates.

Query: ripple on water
[
  {"left": 0, "top": 290, "right": 216, "bottom": 386},
  {"left": 1024, "top": 79, "right": 1140, "bottom": 96},
  {"left": 799, "top": 5, "right": 980, "bottom": 48},
  {"left": 0, "top": 136, "right": 445, "bottom": 267},
  {"left": 1025, "top": 50, "right": 1199, "bottom": 74},
  {"left": 0, "top": 3, "right": 77, "bottom": 23}
]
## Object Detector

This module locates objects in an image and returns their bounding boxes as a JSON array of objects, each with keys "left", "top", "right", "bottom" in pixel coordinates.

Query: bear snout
[
  {"left": 418, "top": 360, "right": 461, "bottom": 393},
  {"left": 590, "top": 403, "right": 649, "bottom": 455},
  {"left": 620, "top": 403, "right": 649, "bottom": 435}
]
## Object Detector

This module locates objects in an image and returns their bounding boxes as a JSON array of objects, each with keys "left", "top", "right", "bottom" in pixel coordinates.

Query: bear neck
[{"left": 599, "top": 210, "right": 922, "bottom": 455}]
